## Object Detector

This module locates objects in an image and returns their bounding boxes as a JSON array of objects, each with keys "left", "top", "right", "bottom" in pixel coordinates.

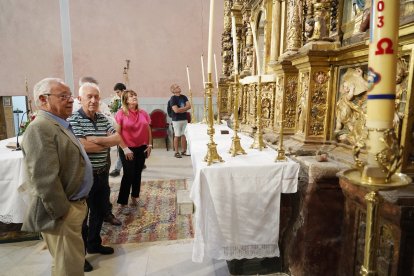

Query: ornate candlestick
[
  {"left": 216, "top": 86, "right": 221, "bottom": 124},
  {"left": 204, "top": 73, "right": 223, "bottom": 165},
  {"left": 250, "top": 76, "right": 266, "bottom": 150},
  {"left": 229, "top": 74, "right": 246, "bottom": 156},
  {"left": 123, "top": 59, "right": 130, "bottom": 86},
  {"left": 201, "top": 87, "right": 208, "bottom": 124},
  {"left": 339, "top": 1, "right": 411, "bottom": 275},
  {"left": 189, "top": 89, "right": 196, "bottom": 123},
  {"left": 275, "top": 120, "right": 287, "bottom": 162}
]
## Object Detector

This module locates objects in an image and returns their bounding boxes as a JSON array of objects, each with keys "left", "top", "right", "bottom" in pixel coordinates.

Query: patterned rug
[{"left": 101, "top": 179, "right": 193, "bottom": 245}]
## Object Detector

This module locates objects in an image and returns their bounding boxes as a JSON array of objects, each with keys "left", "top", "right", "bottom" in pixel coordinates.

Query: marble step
[{"left": 176, "top": 189, "right": 194, "bottom": 215}]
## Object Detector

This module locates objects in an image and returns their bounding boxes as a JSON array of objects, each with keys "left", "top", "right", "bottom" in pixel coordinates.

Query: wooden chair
[{"left": 149, "top": 109, "right": 169, "bottom": 150}]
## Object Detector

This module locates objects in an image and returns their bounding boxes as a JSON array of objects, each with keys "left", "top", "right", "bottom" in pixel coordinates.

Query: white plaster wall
[{"left": 0, "top": 0, "right": 224, "bottom": 106}]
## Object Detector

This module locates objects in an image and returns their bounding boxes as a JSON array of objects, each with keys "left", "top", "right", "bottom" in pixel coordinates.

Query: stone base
[{"left": 176, "top": 189, "right": 194, "bottom": 215}]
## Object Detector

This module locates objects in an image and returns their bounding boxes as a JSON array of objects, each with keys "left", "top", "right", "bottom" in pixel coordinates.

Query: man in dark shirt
[{"left": 169, "top": 83, "right": 191, "bottom": 158}]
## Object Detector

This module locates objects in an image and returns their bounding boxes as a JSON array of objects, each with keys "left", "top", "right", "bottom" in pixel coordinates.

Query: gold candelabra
[
  {"left": 216, "top": 86, "right": 221, "bottom": 124},
  {"left": 275, "top": 120, "right": 287, "bottom": 162},
  {"left": 189, "top": 89, "right": 196, "bottom": 123},
  {"left": 250, "top": 75, "right": 266, "bottom": 150},
  {"left": 204, "top": 73, "right": 223, "bottom": 165},
  {"left": 229, "top": 74, "right": 246, "bottom": 157},
  {"left": 201, "top": 86, "right": 208, "bottom": 124}
]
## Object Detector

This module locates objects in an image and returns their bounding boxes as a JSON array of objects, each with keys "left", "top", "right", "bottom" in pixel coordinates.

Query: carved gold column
[
  {"left": 274, "top": 61, "right": 298, "bottom": 136},
  {"left": 280, "top": 0, "right": 301, "bottom": 58},
  {"left": 268, "top": 0, "right": 282, "bottom": 72}
]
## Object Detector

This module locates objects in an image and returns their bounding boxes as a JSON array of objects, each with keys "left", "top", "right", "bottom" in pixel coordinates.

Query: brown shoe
[{"left": 103, "top": 213, "right": 122, "bottom": 226}]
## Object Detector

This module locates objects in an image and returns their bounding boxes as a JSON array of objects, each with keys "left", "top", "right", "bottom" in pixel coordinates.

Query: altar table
[
  {"left": 0, "top": 137, "right": 28, "bottom": 224},
  {"left": 187, "top": 123, "right": 299, "bottom": 262}
]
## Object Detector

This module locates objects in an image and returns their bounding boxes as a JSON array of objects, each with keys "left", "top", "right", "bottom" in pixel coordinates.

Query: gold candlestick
[
  {"left": 123, "top": 59, "right": 130, "bottom": 86},
  {"left": 275, "top": 120, "right": 287, "bottom": 162},
  {"left": 204, "top": 73, "right": 224, "bottom": 165},
  {"left": 229, "top": 74, "right": 246, "bottom": 156},
  {"left": 250, "top": 76, "right": 266, "bottom": 150},
  {"left": 189, "top": 89, "right": 196, "bottom": 123},
  {"left": 201, "top": 86, "right": 208, "bottom": 124},
  {"left": 216, "top": 86, "right": 221, "bottom": 124},
  {"left": 339, "top": 1, "right": 411, "bottom": 275}
]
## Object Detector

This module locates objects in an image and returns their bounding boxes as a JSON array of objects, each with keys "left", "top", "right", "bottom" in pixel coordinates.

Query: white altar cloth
[
  {"left": 187, "top": 124, "right": 299, "bottom": 262},
  {"left": 0, "top": 137, "right": 28, "bottom": 224}
]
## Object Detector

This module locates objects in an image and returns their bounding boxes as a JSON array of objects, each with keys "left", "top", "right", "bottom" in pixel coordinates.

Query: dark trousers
[
  {"left": 82, "top": 170, "right": 110, "bottom": 250},
  {"left": 117, "top": 145, "right": 146, "bottom": 205}
]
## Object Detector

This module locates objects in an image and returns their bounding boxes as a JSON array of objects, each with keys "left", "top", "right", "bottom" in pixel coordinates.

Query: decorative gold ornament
[
  {"left": 250, "top": 76, "right": 266, "bottom": 150},
  {"left": 229, "top": 74, "right": 246, "bottom": 157},
  {"left": 204, "top": 73, "right": 224, "bottom": 165}
]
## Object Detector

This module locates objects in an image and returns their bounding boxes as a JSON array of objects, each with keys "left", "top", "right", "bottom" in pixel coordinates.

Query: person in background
[
  {"left": 109, "top": 83, "right": 126, "bottom": 177},
  {"left": 68, "top": 82, "right": 127, "bottom": 271},
  {"left": 21, "top": 78, "right": 93, "bottom": 275},
  {"left": 115, "top": 89, "right": 152, "bottom": 213},
  {"left": 169, "top": 83, "right": 191, "bottom": 158}
]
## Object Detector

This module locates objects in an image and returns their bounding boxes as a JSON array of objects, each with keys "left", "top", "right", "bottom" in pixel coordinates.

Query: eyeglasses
[{"left": 44, "top": 93, "right": 74, "bottom": 100}]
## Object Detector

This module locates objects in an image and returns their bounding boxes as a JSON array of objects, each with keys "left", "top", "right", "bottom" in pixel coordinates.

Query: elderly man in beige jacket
[{"left": 22, "top": 78, "right": 93, "bottom": 276}]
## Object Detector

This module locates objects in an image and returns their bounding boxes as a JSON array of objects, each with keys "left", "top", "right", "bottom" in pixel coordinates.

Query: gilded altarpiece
[
  {"left": 292, "top": 65, "right": 331, "bottom": 142},
  {"left": 244, "top": 83, "right": 257, "bottom": 127},
  {"left": 261, "top": 82, "right": 276, "bottom": 131}
]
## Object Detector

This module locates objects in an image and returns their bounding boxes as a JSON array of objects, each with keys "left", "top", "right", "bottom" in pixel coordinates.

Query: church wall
[{"left": 0, "top": 0, "right": 224, "bottom": 100}]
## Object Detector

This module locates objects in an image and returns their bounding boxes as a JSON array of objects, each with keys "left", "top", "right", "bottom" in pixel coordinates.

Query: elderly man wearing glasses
[{"left": 21, "top": 78, "right": 93, "bottom": 275}]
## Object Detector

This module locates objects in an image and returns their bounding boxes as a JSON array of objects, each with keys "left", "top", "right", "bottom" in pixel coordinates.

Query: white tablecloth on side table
[
  {"left": 0, "top": 137, "right": 28, "bottom": 224},
  {"left": 186, "top": 123, "right": 299, "bottom": 262}
]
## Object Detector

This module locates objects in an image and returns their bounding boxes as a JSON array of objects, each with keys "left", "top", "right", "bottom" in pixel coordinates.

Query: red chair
[{"left": 150, "top": 109, "right": 170, "bottom": 150}]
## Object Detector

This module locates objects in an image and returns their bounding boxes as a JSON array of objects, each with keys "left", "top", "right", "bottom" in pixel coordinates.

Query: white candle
[
  {"left": 201, "top": 55, "right": 206, "bottom": 85},
  {"left": 250, "top": 21, "right": 261, "bottom": 76},
  {"left": 207, "top": 0, "right": 215, "bottom": 74},
  {"left": 186, "top": 66, "right": 191, "bottom": 90},
  {"left": 214, "top": 53, "right": 219, "bottom": 86},
  {"left": 231, "top": 16, "right": 238, "bottom": 74}
]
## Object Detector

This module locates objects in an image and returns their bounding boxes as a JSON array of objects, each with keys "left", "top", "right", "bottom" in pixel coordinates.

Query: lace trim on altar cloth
[{"left": 221, "top": 244, "right": 280, "bottom": 260}]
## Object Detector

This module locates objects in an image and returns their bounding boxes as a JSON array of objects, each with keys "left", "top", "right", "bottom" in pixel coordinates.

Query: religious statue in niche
[
  {"left": 262, "top": 98, "right": 271, "bottom": 119},
  {"left": 334, "top": 67, "right": 368, "bottom": 145},
  {"left": 297, "top": 73, "right": 309, "bottom": 134}
]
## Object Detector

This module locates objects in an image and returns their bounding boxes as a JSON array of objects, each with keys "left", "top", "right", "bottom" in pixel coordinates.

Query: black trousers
[
  {"left": 117, "top": 145, "right": 146, "bottom": 205},
  {"left": 82, "top": 170, "right": 110, "bottom": 250}
]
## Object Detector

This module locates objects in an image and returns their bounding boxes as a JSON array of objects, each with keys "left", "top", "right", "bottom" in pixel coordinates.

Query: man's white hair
[
  {"left": 79, "top": 82, "right": 101, "bottom": 97},
  {"left": 33, "top": 78, "right": 65, "bottom": 107}
]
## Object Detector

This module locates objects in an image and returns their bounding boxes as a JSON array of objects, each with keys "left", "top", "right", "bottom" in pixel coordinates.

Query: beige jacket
[{"left": 21, "top": 110, "right": 87, "bottom": 232}]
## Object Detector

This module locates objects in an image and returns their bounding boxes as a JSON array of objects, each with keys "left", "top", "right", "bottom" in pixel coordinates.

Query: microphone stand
[{"left": 13, "top": 110, "right": 29, "bottom": 151}]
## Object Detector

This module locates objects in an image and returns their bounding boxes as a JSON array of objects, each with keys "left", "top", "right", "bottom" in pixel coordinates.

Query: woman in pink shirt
[{"left": 115, "top": 90, "right": 152, "bottom": 211}]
